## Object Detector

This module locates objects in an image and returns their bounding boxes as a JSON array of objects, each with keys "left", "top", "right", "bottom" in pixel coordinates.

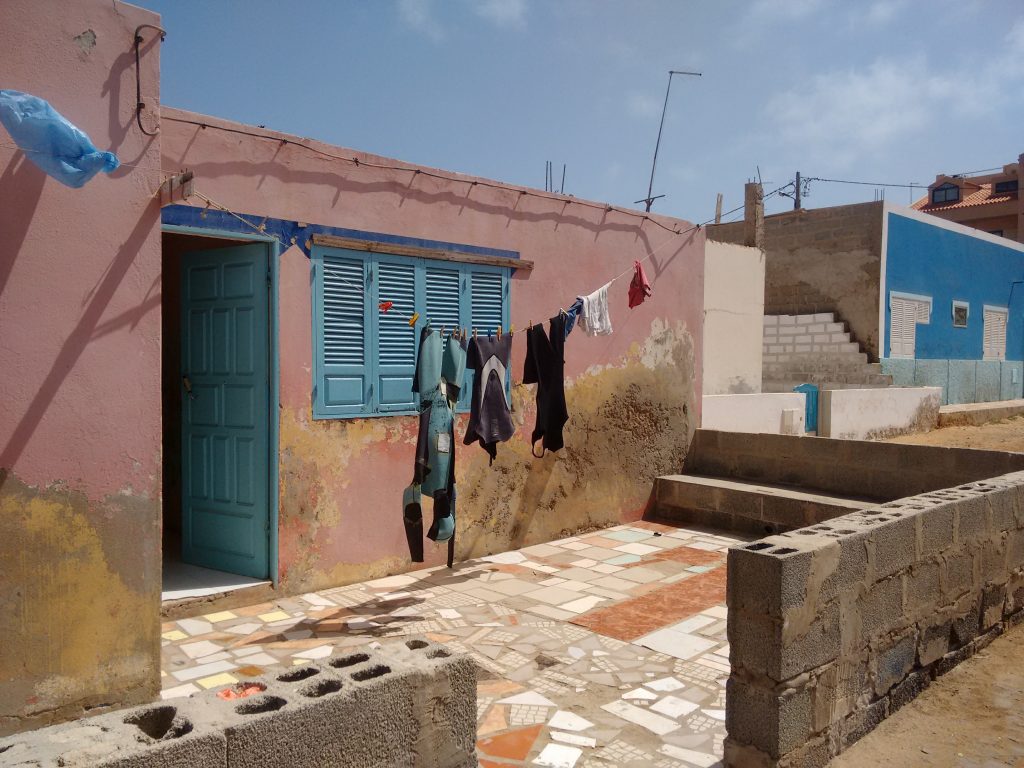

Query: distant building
[{"left": 912, "top": 154, "right": 1023, "bottom": 243}]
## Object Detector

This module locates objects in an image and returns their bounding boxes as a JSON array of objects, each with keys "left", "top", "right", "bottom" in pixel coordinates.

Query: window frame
[
  {"left": 994, "top": 179, "right": 1019, "bottom": 195},
  {"left": 931, "top": 183, "right": 960, "bottom": 205},
  {"left": 951, "top": 300, "right": 969, "bottom": 328},
  {"left": 889, "top": 291, "right": 932, "bottom": 359},
  {"left": 311, "top": 244, "right": 510, "bottom": 419}
]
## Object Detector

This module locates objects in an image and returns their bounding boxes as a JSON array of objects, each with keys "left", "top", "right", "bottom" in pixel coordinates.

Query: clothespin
[
  {"left": 510, "top": 323, "right": 516, "bottom": 336},
  {"left": 497, "top": 326, "right": 502, "bottom": 340},
  {"left": 473, "top": 328, "right": 477, "bottom": 340},
  {"left": 408, "top": 312, "right": 420, "bottom": 327}
]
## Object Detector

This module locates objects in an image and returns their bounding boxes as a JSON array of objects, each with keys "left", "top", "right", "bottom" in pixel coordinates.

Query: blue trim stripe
[{"left": 161, "top": 204, "right": 521, "bottom": 262}]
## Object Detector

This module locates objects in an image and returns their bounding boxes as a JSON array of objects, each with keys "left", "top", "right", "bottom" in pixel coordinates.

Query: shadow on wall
[
  {"left": 0, "top": 203, "right": 160, "bottom": 471},
  {"left": 0, "top": 154, "right": 47, "bottom": 299},
  {"left": 165, "top": 122, "right": 698, "bottom": 279}
]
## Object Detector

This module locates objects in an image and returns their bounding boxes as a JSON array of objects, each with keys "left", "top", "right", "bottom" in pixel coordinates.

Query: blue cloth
[
  {"left": 0, "top": 90, "right": 119, "bottom": 188},
  {"left": 564, "top": 298, "right": 584, "bottom": 339}
]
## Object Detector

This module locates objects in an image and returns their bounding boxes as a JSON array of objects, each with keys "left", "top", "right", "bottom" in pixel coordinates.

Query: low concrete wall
[
  {"left": 725, "top": 471, "right": 1024, "bottom": 767},
  {"left": 0, "top": 639, "right": 476, "bottom": 767},
  {"left": 702, "top": 393, "right": 806, "bottom": 435},
  {"left": 686, "top": 429, "right": 1024, "bottom": 501},
  {"left": 939, "top": 398, "right": 1024, "bottom": 427},
  {"left": 819, "top": 387, "right": 941, "bottom": 439},
  {"left": 882, "top": 358, "right": 1024, "bottom": 405},
  {"left": 704, "top": 241, "right": 765, "bottom": 395}
]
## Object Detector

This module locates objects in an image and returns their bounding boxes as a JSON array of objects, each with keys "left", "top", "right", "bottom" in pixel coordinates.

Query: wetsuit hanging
[
  {"left": 463, "top": 333, "right": 515, "bottom": 463},
  {"left": 523, "top": 315, "right": 569, "bottom": 457}
]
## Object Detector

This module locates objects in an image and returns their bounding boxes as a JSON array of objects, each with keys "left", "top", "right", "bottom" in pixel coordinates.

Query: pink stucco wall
[
  {"left": 0, "top": 0, "right": 163, "bottom": 501},
  {"left": 0, "top": 0, "right": 164, "bottom": 733},
  {"left": 161, "top": 108, "right": 706, "bottom": 593}
]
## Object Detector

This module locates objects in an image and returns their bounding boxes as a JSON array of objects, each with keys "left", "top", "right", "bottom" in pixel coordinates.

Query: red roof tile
[{"left": 913, "top": 182, "right": 1016, "bottom": 212}]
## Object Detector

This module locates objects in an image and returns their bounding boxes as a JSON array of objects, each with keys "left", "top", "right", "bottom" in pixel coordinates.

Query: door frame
[{"left": 163, "top": 224, "right": 280, "bottom": 587}]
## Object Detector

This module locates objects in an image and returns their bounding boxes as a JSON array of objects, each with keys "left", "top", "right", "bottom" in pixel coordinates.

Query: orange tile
[
  {"left": 571, "top": 567, "right": 727, "bottom": 641},
  {"left": 478, "top": 704, "right": 509, "bottom": 736},
  {"left": 648, "top": 546, "right": 725, "bottom": 567},
  {"left": 477, "top": 723, "right": 543, "bottom": 762},
  {"left": 479, "top": 759, "right": 520, "bottom": 768},
  {"left": 235, "top": 665, "right": 265, "bottom": 677}
]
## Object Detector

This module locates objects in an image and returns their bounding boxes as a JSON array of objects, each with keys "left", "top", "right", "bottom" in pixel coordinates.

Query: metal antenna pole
[{"left": 641, "top": 70, "right": 701, "bottom": 212}]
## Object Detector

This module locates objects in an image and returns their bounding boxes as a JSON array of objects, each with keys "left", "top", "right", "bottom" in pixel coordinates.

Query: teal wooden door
[{"left": 181, "top": 244, "right": 270, "bottom": 578}]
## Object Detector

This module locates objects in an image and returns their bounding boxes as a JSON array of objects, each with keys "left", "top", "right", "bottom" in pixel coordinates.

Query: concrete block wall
[
  {"left": 882, "top": 358, "right": 1024, "bottom": 405},
  {"left": 763, "top": 313, "right": 891, "bottom": 392},
  {"left": 725, "top": 470, "right": 1024, "bottom": 767},
  {"left": 0, "top": 640, "right": 476, "bottom": 768},
  {"left": 818, "top": 387, "right": 941, "bottom": 439},
  {"left": 686, "top": 429, "right": 1024, "bottom": 501},
  {"left": 709, "top": 201, "right": 884, "bottom": 360}
]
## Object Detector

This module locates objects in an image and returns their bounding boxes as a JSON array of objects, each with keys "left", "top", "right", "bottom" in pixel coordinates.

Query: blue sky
[{"left": 137, "top": 0, "right": 1024, "bottom": 222}]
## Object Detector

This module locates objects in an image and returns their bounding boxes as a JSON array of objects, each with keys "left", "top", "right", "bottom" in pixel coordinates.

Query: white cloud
[
  {"left": 397, "top": 0, "right": 445, "bottom": 42},
  {"left": 471, "top": 0, "right": 527, "bottom": 27},
  {"left": 627, "top": 91, "right": 661, "bottom": 120},
  {"left": 762, "top": 36, "right": 1022, "bottom": 169}
]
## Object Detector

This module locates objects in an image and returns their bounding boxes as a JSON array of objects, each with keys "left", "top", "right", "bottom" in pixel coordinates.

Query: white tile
[
  {"left": 569, "top": 559, "right": 598, "bottom": 568},
  {"left": 291, "top": 645, "right": 333, "bottom": 659},
  {"left": 481, "top": 551, "right": 529, "bottom": 564},
  {"left": 300, "top": 592, "right": 336, "bottom": 607},
  {"left": 176, "top": 618, "right": 213, "bottom": 636},
  {"left": 224, "top": 622, "right": 262, "bottom": 635},
  {"left": 522, "top": 561, "right": 561, "bottom": 574},
  {"left": 533, "top": 743, "right": 582, "bottom": 767},
  {"left": 636, "top": 630, "right": 716, "bottom": 661},
  {"left": 702, "top": 605, "right": 728, "bottom": 619},
  {"left": 645, "top": 676, "right": 685, "bottom": 692},
  {"left": 235, "top": 652, "right": 279, "bottom": 666},
  {"left": 650, "top": 695, "right": 700, "bottom": 719},
  {"left": 560, "top": 541, "right": 592, "bottom": 551},
  {"left": 551, "top": 731, "right": 597, "bottom": 748},
  {"left": 529, "top": 605, "right": 575, "bottom": 621},
  {"left": 548, "top": 710, "right": 594, "bottom": 732},
  {"left": 498, "top": 691, "right": 557, "bottom": 707},
  {"left": 591, "top": 563, "right": 623, "bottom": 574},
  {"left": 704, "top": 708, "right": 726, "bottom": 721},
  {"left": 622, "top": 688, "right": 658, "bottom": 701},
  {"left": 687, "top": 542, "right": 721, "bottom": 552},
  {"left": 668, "top": 615, "right": 717, "bottom": 633},
  {"left": 600, "top": 700, "right": 679, "bottom": 735},
  {"left": 540, "top": 577, "right": 568, "bottom": 586},
  {"left": 438, "top": 608, "right": 461, "bottom": 619},
  {"left": 365, "top": 574, "right": 419, "bottom": 589},
  {"left": 659, "top": 744, "right": 719, "bottom": 767},
  {"left": 180, "top": 640, "right": 224, "bottom": 659},
  {"left": 558, "top": 596, "right": 607, "bottom": 614},
  {"left": 568, "top": 647, "right": 586, "bottom": 660},
  {"left": 170, "top": 660, "right": 236, "bottom": 682},
  {"left": 613, "top": 542, "right": 661, "bottom": 556},
  {"left": 194, "top": 652, "right": 232, "bottom": 665},
  {"left": 232, "top": 646, "right": 263, "bottom": 658},
  {"left": 160, "top": 683, "right": 199, "bottom": 700}
]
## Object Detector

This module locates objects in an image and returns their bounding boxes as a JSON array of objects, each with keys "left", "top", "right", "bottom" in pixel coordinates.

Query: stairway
[
  {"left": 648, "top": 430, "right": 877, "bottom": 537},
  {"left": 762, "top": 312, "right": 892, "bottom": 392}
]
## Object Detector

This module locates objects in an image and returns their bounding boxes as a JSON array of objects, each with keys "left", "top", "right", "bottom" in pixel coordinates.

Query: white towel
[{"left": 579, "top": 281, "right": 613, "bottom": 336}]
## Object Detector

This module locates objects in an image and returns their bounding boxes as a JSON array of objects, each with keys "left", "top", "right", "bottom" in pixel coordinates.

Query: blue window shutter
[
  {"left": 313, "top": 247, "right": 370, "bottom": 417},
  {"left": 471, "top": 269, "right": 505, "bottom": 333},
  {"left": 374, "top": 255, "right": 420, "bottom": 412}
]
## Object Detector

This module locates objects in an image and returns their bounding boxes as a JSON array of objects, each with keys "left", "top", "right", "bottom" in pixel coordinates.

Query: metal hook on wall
[{"left": 134, "top": 24, "right": 167, "bottom": 137}]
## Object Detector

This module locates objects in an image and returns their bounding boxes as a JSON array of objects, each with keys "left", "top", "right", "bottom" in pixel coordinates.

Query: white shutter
[
  {"left": 984, "top": 307, "right": 1008, "bottom": 361},
  {"left": 890, "top": 297, "right": 915, "bottom": 358}
]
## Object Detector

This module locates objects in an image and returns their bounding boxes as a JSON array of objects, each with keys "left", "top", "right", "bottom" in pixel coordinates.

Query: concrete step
[{"left": 653, "top": 474, "right": 870, "bottom": 536}]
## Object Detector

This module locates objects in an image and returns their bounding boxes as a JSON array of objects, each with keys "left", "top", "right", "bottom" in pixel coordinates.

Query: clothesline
[{"left": 193, "top": 183, "right": 790, "bottom": 337}]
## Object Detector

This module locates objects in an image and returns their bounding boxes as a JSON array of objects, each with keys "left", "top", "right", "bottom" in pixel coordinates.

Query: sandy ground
[
  {"left": 836, "top": 418, "right": 1024, "bottom": 766},
  {"left": 885, "top": 415, "right": 1024, "bottom": 452},
  {"left": 832, "top": 620, "right": 1024, "bottom": 768}
]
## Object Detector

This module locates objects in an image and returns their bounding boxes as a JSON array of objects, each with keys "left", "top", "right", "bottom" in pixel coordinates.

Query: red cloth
[{"left": 628, "top": 260, "right": 652, "bottom": 308}]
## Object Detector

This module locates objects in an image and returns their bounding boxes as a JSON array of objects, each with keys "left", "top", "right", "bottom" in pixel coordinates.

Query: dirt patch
[
  {"left": 885, "top": 415, "right": 1024, "bottom": 453},
  {"left": 832, "top": 621, "right": 1024, "bottom": 767}
]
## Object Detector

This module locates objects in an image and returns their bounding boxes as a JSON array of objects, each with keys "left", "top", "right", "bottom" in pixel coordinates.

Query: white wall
[
  {"left": 702, "top": 393, "right": 806, "bottom": 434},
  {"left": 819, "top": 387, "right": 942, "bottom": 440},
  {"left": 703, "top": 240, "right": 765, "bottom": 394}
]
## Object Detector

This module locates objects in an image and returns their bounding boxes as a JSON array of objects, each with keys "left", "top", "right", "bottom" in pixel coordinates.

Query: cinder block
[
  {"left": 981, "top": 583, "right": 1007, "bottom": 630},
  {"left": 904, "top": 561, "right": 941, "bottom": 616},
  {"left": 726, "top": 677, "right": 813, "bottom": 760},
  {"left": 777, "top": 734, "right": 832, "bottom": 768},
  {"left": 986, "top": 486, "right": 1019, "bottom": 533},
  {"left": 981, "top": 534, "right": 1008, "bottom": 586},
  {"left": 779, "top": 315, "right": 796, "bottom": 325},
  {"left": 949, "top": 595, "right": 981, "bottom": 649},
  {"left": 917, "top": 618, "right": 951, "bottom": 666},
  {"left": 840, "top": 696, "right": 888, "bottom": 749},
  {"left": 727, "top": 541, "right": 814, "bottom": 618},
  {"left": 888, "top": 668, "right": 931, "bottom": 713},
  {"left": 941, "top": 549, "right": 975, "bottom": 600},
  {"left": 935, "top": 643, "right": 974, "bottom": 676},
  {"left": 871, "top": 515, "right": 917, "bottom": 581},
  {"left": 872, "top": 630, "right": 917, "bottom": 697},
  {"left": 918, "top": 503, "right": 955, "bottom": 558},
  {"left": 955, "top": 495, "right": 991, "bottom": 545},
  {"left": 860, "top": 575, "right": 905, "bottom": 643}
]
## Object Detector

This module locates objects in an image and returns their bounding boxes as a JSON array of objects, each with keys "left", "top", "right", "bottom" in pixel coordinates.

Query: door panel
[{"left": 181, "top": 244, "right": 270, "bottom": 578}]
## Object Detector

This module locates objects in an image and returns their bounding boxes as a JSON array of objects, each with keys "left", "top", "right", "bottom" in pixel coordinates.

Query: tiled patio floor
[{"left": 161, "top": 521, "right": 751, "bottom": 767}]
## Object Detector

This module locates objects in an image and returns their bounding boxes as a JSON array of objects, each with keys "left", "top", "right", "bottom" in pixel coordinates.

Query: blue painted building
[{"left": 881, "top": 206, "right": 1024, "bottom": 404}]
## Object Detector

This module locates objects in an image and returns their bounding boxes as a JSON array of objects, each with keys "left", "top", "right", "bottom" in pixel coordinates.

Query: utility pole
[
  {"left": 794, "top": 171, "right": 801, "bottom": 210},
  {"left": 636, "top": 69, "right": 701, "bottom": 212}
]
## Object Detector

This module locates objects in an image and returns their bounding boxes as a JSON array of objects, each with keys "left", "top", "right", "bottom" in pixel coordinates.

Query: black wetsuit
[{"left": 523, "top": 315, "right": 569, "bottom": 456}]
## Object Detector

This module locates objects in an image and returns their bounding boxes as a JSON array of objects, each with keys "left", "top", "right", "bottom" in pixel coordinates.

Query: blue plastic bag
[{"left": 0, "top": 89, "right": 119, "bottom": 188}]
